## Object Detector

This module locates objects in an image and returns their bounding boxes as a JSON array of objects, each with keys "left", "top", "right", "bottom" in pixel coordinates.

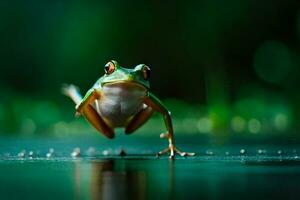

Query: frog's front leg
[
  {"left": 62, "top": 85, "right": 115, "bottom": 139},
  {"left": 144, "top": 92, "right": 195, "bottom": 158}
]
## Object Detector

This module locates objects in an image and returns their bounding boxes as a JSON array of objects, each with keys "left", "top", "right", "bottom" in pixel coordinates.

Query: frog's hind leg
[
  {"left": 82, "top": 105, "right": 115, "bottom": 139},
  {"left": 125, "top": 105, "right": 154, "bottom": 134},
  {"left": 62, "top": 84, "right": 115, "bottom": 139}
]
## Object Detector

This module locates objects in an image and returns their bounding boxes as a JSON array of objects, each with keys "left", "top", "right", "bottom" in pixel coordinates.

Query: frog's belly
[{"left": 95, "top": 84, "right": 147, "bottom": 127}]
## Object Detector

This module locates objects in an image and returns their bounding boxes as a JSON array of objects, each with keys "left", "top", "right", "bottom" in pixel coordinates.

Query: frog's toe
[
  {"left": 180, "top": 152, "right": 187, "bottom": 157},
  {"left": 174, "top": 147, "right": 196, "bottom": 157},
  {"left": 181, "top": 152, "right": 196, "bottom": 156},
  {"left": 157, "top": 147, "right": 169, "bottom": 156},
  {"left": 156, "top": 146, "right": 195, "bottom": 158}
]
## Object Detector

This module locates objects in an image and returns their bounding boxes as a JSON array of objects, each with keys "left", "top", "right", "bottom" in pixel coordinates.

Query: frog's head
[{"left": 101, "top": 60, "right": 150, "bottom": 89}]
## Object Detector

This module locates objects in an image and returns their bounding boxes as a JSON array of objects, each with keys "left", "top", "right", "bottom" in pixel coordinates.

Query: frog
[{"left": 62, "top": 60, "right": 195, "bottom": 158}]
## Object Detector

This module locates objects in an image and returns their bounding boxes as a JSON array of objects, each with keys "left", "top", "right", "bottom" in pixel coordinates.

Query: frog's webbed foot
[
  {"left": 157, "top": 145, "right": 196, "bottom": 159},
  {"left": 157, "top": 133, "right": 196, "bottom": 159}
]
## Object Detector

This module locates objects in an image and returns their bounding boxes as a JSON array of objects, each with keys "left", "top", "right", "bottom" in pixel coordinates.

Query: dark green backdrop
[{"left": 1, "top": 0, "right": 300, "bottom": 141}]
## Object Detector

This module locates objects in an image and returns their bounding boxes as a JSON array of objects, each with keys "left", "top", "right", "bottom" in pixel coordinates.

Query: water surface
[{"left": 1, "top": 136, "right": 300, "bottom": 200}]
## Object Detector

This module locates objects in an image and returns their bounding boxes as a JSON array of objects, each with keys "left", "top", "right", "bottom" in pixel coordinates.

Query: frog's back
[{"left": 94, "top": 83, "right": 147, "bottom": 127}]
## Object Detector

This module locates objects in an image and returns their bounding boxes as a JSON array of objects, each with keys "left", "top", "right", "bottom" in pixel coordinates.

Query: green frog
[{"left": 62, "top": 60, "right": 195, "bottom": 158}]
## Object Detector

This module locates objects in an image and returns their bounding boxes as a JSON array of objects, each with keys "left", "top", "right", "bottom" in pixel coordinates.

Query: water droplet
[
  {"left": 257, "top": 149, "right": 266, "bottom": 155},
  {"left": 46, "top": 152, "right": 53, "bottom": 158},
  {"left": 205, "top": 150, "right": 214, "bottom": 155},
  {"left": 49, "top": 148, "right": 54, "bottom": 154},
  {"left": 87, "top": 147, "right": 96, "bottom": 156},
  {"left": 29, "top": 151, "right": 34, "bottom": 157},
  {"left": 102, "top": 149, "right": 112, "bottom": 156},
  {"left": 18, "top": 150, "right": 26, "bottom": 158},
  {"left": 240, "top": 149, "right": 246, "bottom": 155},
  {"left": 46, "top": 148, "right": 55, "bottom": 158},
  {"left": 71, "top": 147, "right": 80, "bottom": 158}
]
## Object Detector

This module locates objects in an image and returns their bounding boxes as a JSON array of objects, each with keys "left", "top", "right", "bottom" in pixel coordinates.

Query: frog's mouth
[{"left": 102, "top": 81, "right": 148, "bottom": 91}]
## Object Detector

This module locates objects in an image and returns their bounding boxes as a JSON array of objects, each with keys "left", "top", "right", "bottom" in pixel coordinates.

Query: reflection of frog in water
[
  {"left": 74, "top": 160, "right": 146, "bottom": 200},
  {"left": 63, "top": 60, "right": 194, "bottom": 158}
]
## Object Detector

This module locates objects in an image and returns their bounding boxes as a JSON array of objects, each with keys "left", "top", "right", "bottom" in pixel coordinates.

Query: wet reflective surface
[{"left": 1, "top": 136, "right": 300, "bottom": 200}]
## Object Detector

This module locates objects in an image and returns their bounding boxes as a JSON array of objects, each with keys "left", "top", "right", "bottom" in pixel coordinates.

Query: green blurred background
[{"left": 1, "top": 0, "right": 300, "bottom": 143}]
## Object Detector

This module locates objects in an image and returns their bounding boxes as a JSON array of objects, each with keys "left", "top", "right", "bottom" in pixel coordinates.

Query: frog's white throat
[{"left": 94, "top": 82, "right": 148, "bottom": 127}]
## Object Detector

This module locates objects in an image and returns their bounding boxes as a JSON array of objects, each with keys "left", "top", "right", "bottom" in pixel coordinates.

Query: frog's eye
[
  {"left": 104, "top": 61, "right": 115, "bottom": 75},
  {"left": 142, "top": 65, "right": 150, "bottom": 80}
]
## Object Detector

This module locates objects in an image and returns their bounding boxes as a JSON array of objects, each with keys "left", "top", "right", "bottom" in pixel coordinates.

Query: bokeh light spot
[
  {"left": 274, "top": 113, "right": 288, "bottom": 131},
  {"left": 182, "top": 118, "right": 198, "bottom": 132},
  {"left": 231, "top": 116, "right": 246, "bottom": 133},
  {"left": 197, "top": 117, "right": 213, "bottom": 133},
  {"left": 248, "top": 118, "right": 261, "bottom": 134},
  {"left": 54, "top": 122, "right": 69, "bottom": 136},
  {"left": 20, "top": 118, "right": 36, "bottom": 135},
  {"left": 254, "top": 41, "right": 291, "bottom": 84}
]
